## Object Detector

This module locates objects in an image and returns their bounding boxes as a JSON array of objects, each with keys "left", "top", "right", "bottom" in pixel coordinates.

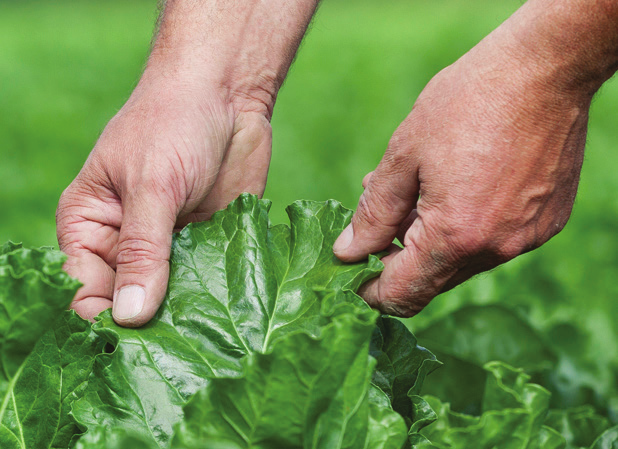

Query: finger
[
  {"left": 360, "top": 215, "right": 459, "bottom": 317},
  {"left": 63, "top": 251, "right": 115, "bottom": 321},
  {"left": 113, "top": 188, "right": 176, "bottom": 327},
  {"left": 57, "top": 187, "right": 121, "bottom": 321},
  {"left": 396, "top": 209, "right": 419, "bottom": 245},
  {"left": 334, "top": 137, "right": 420, "bottom": 262},
  {"left": 62, "top": 222, "right": 121, "bottom": 268}
]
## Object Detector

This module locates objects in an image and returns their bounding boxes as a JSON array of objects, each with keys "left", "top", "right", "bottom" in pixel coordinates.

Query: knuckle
[
  {"left": 494, "top": 236, "right": 530, "bottom": 262},
  {"left": 387, "top": 134, "right": 406, "bottom": 154},
  {"left": 57, "top": 186, "right": 72, "bottom": 209},
  {"left": 427, "top": 215, "right": 491, "bottom": 263},
  {"left": 516, "top": 212, "right": 572, "bottom": 257},
  {"left": 397, "top": 293, "right": 432, "bottom": 317},
  {"left": 230, "top": 72, "right": 278, "bottom": 119},
  {"left": 376, "top": 273, "right": 439, "bottom": 319},
  {"left": 382, "top": 145, "right": 413, "bottom": 177},
  {"left": 546, "top": 212, "right": 571, "bottom": 239},
  {"left": 57, "top": 183, "right": 81, "bottom": 216},
  {"left": 490, "top": 211, "right": 574, "bottom": 262},
  {"left": 361, "top": 171, "right": 374, "bottom": 189},
  {"left": 116, "top": 236, "right": 168, "bottom": 271},
  {"left": 434, "top": 211, "right": 522, "bottom": 264},
  {"left": 381, "top": 302, "right": 419, "bottom": 318},
  {"left": 355, "top": 192, "right": 395, "bottom": 230},
  {"left": 56, "top": 187, "right": 84, "bottom": 233},
  {"left": 56, "top": 193, "right": 71, "bottom": 227},
  {"left": 380, "top": 286, "right": 434, "bottom": 318},
  {"left": 449, "top": 226, "right": 523, "bottom": 265},
  {"left": 451, "top": 230, "right": 490, "bottom": 258},
  {"left": 387, "top": 127, "right": 413, "bottom": 155},
  {"left": 129, "top": 165, "right": 187, "bottom": 216}
]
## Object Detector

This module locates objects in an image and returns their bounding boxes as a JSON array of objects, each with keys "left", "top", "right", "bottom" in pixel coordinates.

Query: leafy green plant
[
  {"left": 0, "top": 242, "right": 101, "bottom": 448},
  {"left": 1, "top": 195, "right": 616, "bottom": 449}
]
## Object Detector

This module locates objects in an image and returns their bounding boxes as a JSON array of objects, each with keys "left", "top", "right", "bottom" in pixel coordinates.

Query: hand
[
  {"left": 56, "top": 72, "right": 271, "bottom": 326},
  {"left": 333, "top": 10, "right": 599, "bottom": 317},
  {"left": 56, "top": 0, "right": 320, "bottom": 327}
]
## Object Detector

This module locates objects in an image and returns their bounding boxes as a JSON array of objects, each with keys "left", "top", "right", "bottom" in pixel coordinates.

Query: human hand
[
  {"left": 333, "top": 0, "right": 618, "bottom": 316},
  {"left": 56, "top": 0, "right": 319, "bottom": 327},
  {"left": 56, "top": 72, "right": 271, "bottom": 326}
]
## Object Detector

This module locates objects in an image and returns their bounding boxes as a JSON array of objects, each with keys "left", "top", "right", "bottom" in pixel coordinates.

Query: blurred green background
[{"left": 1, "top": 0, "right": 616, "bottom": 416}]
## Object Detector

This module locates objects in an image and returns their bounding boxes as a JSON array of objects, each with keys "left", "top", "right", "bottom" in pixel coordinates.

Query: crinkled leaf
[
  {"left": 73, "top": 195, "right": 385, "bottom": 447},
  {"left": 415, "top": 305, "right": 617, "bottom": 421},
  {"left": 408, "top": 395, "right": 438, "bottom": 435},
  {"left": 416, "top": 362, "right": 565, "bottom": 449},
  {"left": 74, "top": 426, "right": 159, "bottom": 449},
  {"left": 76, "top": 290, "right": 408, "bottom": 449},
  {"left": 0, "top": 244, "right": 100, "bottom": 448},
  {"left": 370, "top": 316, "right": 441, "bottom": 424},
  {"left": 74, "top": 426, "right": 242, "bottom": 449},
  {"left": 170, "top": 305, "right": 407, "bottom": 449},
  {"left": 12, "top": 311, "right": 102, "bottom": 449},
  {"left": 0, "top": 242, "right": 22, "bottom": 256},
  {"left": 416, "top": 305, "right": 556, "bottom": 415},
  {"left": 0, "top": 244, "right": 81, "bottom": 375},
  {"left": 367, "top": 386, "right": 412, "bottom": 449},
  {"left": 591, "top": 426, "right": 618, "bottom": 449},
  {"left": 540, "top": 323, "right": 616, "bottom": 416},
  {"left": 545, "top": 407, "right": 610, "bottom": 449}
]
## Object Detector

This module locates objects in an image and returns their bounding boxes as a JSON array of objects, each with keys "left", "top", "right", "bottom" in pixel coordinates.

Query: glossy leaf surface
[
  {"left": 170, "top": 296, "right": 407, "bottom": 449},
  {"left": 73, "top": 195, "right": 388, "bottom": 447}
]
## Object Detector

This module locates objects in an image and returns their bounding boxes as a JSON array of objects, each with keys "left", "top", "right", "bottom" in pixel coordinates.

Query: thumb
[
  {"left": 334, "top": 143, "right": 420, "bottom": 262},
  {"left": 113, "top": 190, "right": 176, "bottom": 327},
  {"left": 360, "top": 215, "right": 459, "bottom": 317}
]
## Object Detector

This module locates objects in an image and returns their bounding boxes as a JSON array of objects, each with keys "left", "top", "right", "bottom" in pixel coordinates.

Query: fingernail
[
  {"left": 333, "top": 224, "right": 354, "bottom": 254},
  {"left": 113, "top": 285, "right": 145, "bottom": 320}
]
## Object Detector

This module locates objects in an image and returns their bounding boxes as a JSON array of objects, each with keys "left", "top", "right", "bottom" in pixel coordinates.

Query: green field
[{"left": 1, "top": 0, "right": 616, "bottom": 421}]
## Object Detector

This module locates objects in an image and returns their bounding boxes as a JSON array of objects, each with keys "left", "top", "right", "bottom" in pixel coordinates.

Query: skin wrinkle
[{"left": 71, "top": 226, "right": 119, "bottom": 264}]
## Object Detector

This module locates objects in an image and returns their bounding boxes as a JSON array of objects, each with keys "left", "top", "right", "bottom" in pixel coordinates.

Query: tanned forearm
[
  {"left": 147, "top": 0, "right": 320, "bottom": 117},
  {"left": 490, "top": 0, "right": 618, "bottom": 97}
]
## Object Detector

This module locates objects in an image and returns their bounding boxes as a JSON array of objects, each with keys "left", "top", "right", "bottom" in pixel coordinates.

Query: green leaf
[
  {"left": 367, "top": 386, "right": 413, "bottom": 449},
  {"left": 370, "top": 316, "right": 441, "bottom": 424},
  {"left": 540, "top": 323, "right": 616, "bottom": 415},
  {"left": 416, "top": 362, "right": 566, "bottom": 449},
  {"left": 590, "top": 427, "right": 618, "bottom": 449},
  {"left": 73, "top": 195, "right": 385, "bottom": 447},
  {"left": 408, "top": 395, "right": 438, "bottom": 434},
  {"left": 545, "top": 407, "right": 610, "bottom": 449},
  {"left": 0, "top": 244, "right": 99, "bottom": 448},
  {"left": 0, "top": 242, "right": 22, "bottom": 256},
  {"left": 0, "top": 245, "right": 82, "bottom": 376},
  {"left": 170, "top": 304, "right": 407, "bottom": 449},
  {"left": 11, "top": 311, "right": 102, "bottom": 449},
  {"left": 76, "top": 289, "right": 409, "bottom": 449},
  {"left": 73, "top": 426, "right": 159, "bottom": 449},
  {"left": 416, "top": 305, "right": 556, "bottom": 415}
]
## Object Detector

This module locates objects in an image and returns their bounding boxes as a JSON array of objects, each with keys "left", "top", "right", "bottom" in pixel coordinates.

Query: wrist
[
  {"left": 145, "top": 0, "right": 320, "bottom": 120},
  {"left": 140, "top": 56, "right": 277, "bottom": 120},
  {"left": 500, "top": 0, "right": 618, "bottom": 99}
]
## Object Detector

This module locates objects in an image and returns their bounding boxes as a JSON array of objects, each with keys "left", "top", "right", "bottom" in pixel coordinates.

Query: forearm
[
  {"left": 146, "top": 0, "right": 320, "bottom": 115},
  {"left": 496, "top": 0, "right": 618, "bottom": 97}
]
